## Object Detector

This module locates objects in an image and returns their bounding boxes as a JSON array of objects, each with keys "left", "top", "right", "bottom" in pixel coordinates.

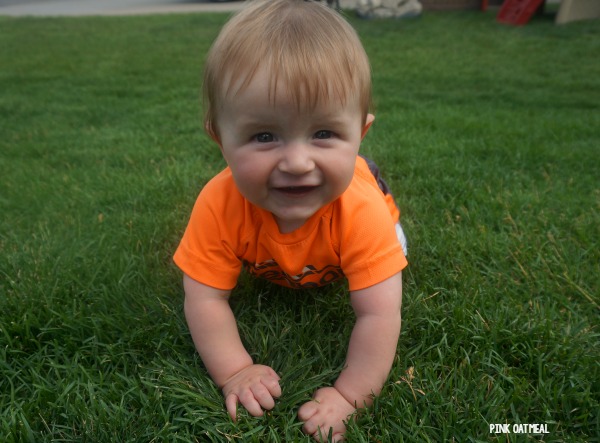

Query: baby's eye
[
  {"left": 314, "top": 130, "right": 333, "bottom": 140},
  {"left": 254, "top": 132, "right": 275, "bottom": 143}
]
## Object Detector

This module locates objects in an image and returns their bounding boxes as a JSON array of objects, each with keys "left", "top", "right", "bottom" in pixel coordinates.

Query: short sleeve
[
  {"left": 173, "top": 181, "right": 242, "bottom": 290},
  {"left": 338, "top": 177, "right": 407, "bottom": 291}
]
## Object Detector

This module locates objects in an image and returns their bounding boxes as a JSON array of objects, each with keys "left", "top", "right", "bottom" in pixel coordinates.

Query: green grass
[{"left": 1, "top": 8, "right": 599, "bottom": 443}]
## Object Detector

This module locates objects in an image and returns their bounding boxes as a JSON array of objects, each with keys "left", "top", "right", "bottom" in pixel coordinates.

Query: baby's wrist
[
  {"left": 212, "top": 357, "right": 254, "bottom": 388},
  {"left": 333, "top": 378, "right": 376, "bottom": 409}
]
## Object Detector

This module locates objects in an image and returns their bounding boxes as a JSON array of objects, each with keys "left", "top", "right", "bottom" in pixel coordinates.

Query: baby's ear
[{"left": 361, "top": 114, "right": 375, "bottom": 140}]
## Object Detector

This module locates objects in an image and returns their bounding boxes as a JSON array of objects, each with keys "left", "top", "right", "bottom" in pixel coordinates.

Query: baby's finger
[
  {"left": 251, "top": 383, "right": 275, "bottom": 410},
  {"left": 311, "top": 424, "right": 331, "bottom": 442},
  {"left": 298, "top": 401, "right": 317, "bottom": 426},
  {"left": 225, "top": 393, "right": 238, "bottom": 421},
  {"left": 331, "top": 432, "right": 345, "bottom": 442},
  {"left": 313, "top": 422, "right": 346, "bottom": 442},
  {"left": 238, "top": 388, "right": 264, "bottom": 417},
  {"left": 263, "top": 376, "right": 282, "bottom": 398}
]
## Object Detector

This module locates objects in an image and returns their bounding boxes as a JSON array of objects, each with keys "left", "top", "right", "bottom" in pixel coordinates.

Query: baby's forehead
[{"left": 219, "top": 67, "right": 362, "bottom": 114}]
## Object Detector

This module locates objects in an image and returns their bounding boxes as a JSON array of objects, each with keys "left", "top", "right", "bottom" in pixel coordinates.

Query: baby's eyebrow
[
  {"left": 240, "top": 114, "right": 273, "bottom": 124},
  {"left": 236, "top": 119, "right": 277, "bottom": 133},
  {"left": 316, "top": 115, "right": 347, "bottom": 124},
  {"left": 313, "top": 114, "right": 356, "bottom": 127}
]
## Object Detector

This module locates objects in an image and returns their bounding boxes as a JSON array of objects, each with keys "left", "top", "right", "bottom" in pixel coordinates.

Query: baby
[{"left": 174, "top": 0, "right": 408, "bottom": 440}]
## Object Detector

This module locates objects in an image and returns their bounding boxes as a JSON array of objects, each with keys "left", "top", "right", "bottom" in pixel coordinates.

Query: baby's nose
[{"left": 278, "top": 143, "right": 315, "bottom": 175}]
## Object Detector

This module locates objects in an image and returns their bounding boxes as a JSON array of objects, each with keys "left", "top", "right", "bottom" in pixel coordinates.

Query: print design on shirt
[{"left": 242, "top": 259, "right": 345, "bottom": 288}]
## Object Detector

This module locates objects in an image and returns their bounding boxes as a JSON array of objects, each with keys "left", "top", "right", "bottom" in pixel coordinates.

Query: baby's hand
[
  {"left": 221, "top": 364, "right": 281, "bottom": 421},
  {"left": 298, "top": 387, "right": 356, "bottom": 442}
]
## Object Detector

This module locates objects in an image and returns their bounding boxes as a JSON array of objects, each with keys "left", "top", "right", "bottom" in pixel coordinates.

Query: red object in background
[{"left": 497, "top": 0, "right": 545, "bottom": 24}]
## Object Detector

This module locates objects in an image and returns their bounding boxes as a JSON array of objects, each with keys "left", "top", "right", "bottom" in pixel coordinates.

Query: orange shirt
[{"left": 174, "top": 156, "right": 407, "bottom": 291}]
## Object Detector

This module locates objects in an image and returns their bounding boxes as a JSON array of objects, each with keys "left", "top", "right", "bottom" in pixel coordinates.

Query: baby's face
[{"left": 215, "top": 68, "right": 373, "bottom": 234}]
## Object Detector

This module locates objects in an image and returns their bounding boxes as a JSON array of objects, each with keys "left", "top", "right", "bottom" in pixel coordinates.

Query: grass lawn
[{"left": 1, "top": 7, "right": 599, "bottom": 442}]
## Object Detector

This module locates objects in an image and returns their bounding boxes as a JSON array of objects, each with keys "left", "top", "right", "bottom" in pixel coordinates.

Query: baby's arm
[
  {"left": 183, "top": 274, "right": 282, "bottom": 420},
  {"left": 298, "top": 272, "right": 402, "bottom": 441}
]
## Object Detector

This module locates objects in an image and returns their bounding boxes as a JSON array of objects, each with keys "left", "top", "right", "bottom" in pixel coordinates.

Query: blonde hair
[{"left": 203, "top": 0, "right": 372, "bottom": 139}]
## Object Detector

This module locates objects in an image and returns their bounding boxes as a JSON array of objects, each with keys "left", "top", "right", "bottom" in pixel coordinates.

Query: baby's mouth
[{"left": 275, "top": 185, "right": 318, "bottom": 195}]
